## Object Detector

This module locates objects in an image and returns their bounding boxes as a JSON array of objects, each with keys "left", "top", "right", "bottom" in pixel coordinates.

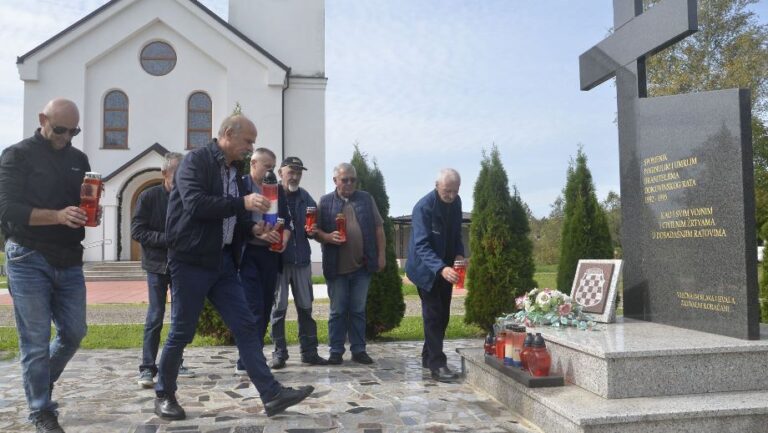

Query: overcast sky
[{"left": 0, "top": 0, "right": 765, "bottom": 218}]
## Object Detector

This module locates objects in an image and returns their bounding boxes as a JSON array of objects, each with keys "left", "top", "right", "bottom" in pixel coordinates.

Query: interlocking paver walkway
[{"left": 0, "top": 340, "right": 538, "bottom": 433}]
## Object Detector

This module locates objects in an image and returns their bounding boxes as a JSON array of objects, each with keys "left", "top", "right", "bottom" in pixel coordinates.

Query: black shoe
[
  {"left": 264, "top": 385, "right": 315, "bottom": 417},
  {"left": 34, "top": 411, "right": 64, "bottom": 433},
  {"left": 269, "top": 357, "right": 287, "bottom": 370},
  {"left": 351, "top": 351, "right": 374, "bottom": 364},
  {"left": 431, "top": 366, "right": 459, "bottom": 383},
  {"left": 301, "top": 353, "right": 328, "bottom": 365},
  {"left": 154, "top": 394, "right": 186, "bottom": 420},
  {"left": 327, "top": 352, "right": 343, "bottom": 365}
]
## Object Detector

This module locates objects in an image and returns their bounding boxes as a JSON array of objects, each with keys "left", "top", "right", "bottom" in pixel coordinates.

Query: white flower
[{"left": 536, "top": 291, "right": 551, "bottom": 307}]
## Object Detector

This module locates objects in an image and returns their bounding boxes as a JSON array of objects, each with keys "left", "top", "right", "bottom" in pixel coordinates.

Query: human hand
[
  {"left": 441, "top": 266, "right": 459, "bottom": 284},
  {"left": 58, "top": 206, "right": 88, "bottom": 228},
  {"left": 244, "top": 193, "right": 270, "bottom": 212}
]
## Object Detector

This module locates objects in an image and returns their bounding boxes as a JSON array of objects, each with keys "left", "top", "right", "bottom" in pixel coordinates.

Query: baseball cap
[{"left": 280, "top": 156, "right": 307, "bottom": 170}]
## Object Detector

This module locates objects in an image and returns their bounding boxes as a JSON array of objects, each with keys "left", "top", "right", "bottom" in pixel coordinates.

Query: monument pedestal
[{"left": 459, "top": 319, "right": 768, "bottom": 433}]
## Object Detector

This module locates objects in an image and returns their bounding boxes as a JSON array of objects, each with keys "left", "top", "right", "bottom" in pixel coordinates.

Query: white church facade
[{"left": 16, "top": 0, "right": 327, "bottom": 262}]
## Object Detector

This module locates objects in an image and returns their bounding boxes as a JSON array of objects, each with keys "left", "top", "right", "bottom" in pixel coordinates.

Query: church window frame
[
  {"left": 187, "top": 91, "right": 212, "bottom": 149},
  {"left": 103, "top": 90, "right": 129, "bottom": 149},
  {"left": 140, "top": 41, "right": 177, "bottom": 76}
]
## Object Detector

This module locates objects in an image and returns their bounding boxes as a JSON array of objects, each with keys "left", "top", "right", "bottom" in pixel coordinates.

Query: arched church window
[
  {"left": 103, "top": 90, "right": 128, "bottom": 149},
  {"left": 187, "top": 92, "right": 212, "bottom": 149},
  {"left": 140, "top": 41, "right": 176, "bottom": 76}
]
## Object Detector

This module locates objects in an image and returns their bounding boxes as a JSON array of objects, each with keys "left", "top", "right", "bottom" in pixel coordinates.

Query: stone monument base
[{"left": 458, "top": 319, "right": 768, "bottom": 433}]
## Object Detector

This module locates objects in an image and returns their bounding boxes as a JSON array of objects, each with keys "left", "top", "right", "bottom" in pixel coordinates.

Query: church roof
[
  {"left": 103, "top": 142, "right": 170, "bottom": 183},
  {"left": 16, "top": 0, "right": 290, "bottom": 72}
]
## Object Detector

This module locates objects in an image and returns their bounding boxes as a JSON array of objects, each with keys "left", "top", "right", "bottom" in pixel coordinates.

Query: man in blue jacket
[
  {"left": 235, "top": 148, "right": 290, "bottom": 374},
  {"left": 405, "top": 169, "right": 465, "bottom": 382},
  {"left": 154, "top": 114, "right": 313, "bottom": 420},
  {"left": 269, "top": 156, "right": 327, "bottom": 368}
]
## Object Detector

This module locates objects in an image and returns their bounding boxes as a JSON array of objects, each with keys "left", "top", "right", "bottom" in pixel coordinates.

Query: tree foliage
[
  {"left": 556, "top": 148, "right": 613, "bottom": 293},
  {"left": 464, "top": 146, "right": 537, "bottom": 331},
  {"left": 350, "top": 145, "right": 405, "bottom": 338},
  {"left": 645, "top": 0, "right": 768, "bottom": 117}
]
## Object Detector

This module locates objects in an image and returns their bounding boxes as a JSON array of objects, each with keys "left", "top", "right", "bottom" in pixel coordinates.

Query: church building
[{"left": 16, "top": 0, "right": 327, "bottom": 262}]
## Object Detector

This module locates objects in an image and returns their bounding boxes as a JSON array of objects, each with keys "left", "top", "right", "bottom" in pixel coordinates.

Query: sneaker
[
  {"left": 327, "top": 352, "right": 343, "bottom": 365},
  {"left": 137, "top": 369, "right": 155, "bottom": 388},
  {"left": 269, "top": 357, "right": 287, "bottom": 370},
  {"left": 351, "top": 351, "right": 374, "bottom": 364},
  {"left": 234, "top": 365, "right": 248, "bottom": 376},
  {"left": 178, "top": 365, "right": 196, "bottom": 378},
  {"left": 34, "top": 411, "right": 64, "bottom": 433},
  {"left": 301, "top": 353, "right": 328, "bottom": 366}
]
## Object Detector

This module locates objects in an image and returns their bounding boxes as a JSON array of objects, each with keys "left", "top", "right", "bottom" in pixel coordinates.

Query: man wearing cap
[
  {"left": 268, "top": 156, "right": 327, "bottom": 369},
  {"left": 235, "top": 148, "right": 291, "bottom": 374}
]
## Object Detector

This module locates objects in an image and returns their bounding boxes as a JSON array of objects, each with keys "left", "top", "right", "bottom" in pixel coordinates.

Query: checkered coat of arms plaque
[{"left": 572, "top": 262, "right": 616, "bottom": 315}]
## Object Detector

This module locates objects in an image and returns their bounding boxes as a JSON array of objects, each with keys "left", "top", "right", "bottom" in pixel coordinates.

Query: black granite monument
[{"left": 579, "top": 0, "right": 759, "bottom": 339}]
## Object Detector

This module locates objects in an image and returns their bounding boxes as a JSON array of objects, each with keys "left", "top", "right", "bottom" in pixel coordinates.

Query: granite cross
[{"left": 579, "top": 0, "right": 759, "bottom": 339}]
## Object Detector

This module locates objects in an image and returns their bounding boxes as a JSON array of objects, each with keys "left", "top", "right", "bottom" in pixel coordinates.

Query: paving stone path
[{"left": 0, "top": 340, "right": 539, "bottom": 433}]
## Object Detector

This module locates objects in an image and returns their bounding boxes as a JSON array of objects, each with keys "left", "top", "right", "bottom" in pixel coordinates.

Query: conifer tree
[
  {"left": 350, "top": 145, "right": 405, "bottom": 338},
  {"left": 556, "top": 147, "right": 613, "bottom": 293},
  {"left": 465, "top": 146, "right": 537, "bottom": 331}
]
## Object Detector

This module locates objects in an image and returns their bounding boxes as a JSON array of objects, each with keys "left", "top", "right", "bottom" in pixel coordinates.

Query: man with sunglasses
[
  {"left": 0, "top": 98, "right": 92, "bottom": 433},
  {"left": 315, "top": 163, "right": 386, "bottom": 365}
]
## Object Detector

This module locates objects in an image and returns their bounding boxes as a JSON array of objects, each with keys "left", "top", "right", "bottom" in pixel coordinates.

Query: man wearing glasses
[
  {"left": 0, "top": 98, "right": 92, "bottom": 433},
  {"left": 315, "top": 162, "right": 385, "bottom": 365}
]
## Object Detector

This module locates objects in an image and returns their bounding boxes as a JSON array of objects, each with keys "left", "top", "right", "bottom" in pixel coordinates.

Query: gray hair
[
  {"left": 252, "top": 147, "right": 276, "bottom": 161},
  {"left": 217, "top": 114, "right": 251, "bottom": 138},
  {"left": 436, "top": 168, "right": 461, "bottom": 185},
  {"left": 333, "top": 162, "right": 357, "bottom": 177},
  {"left": 162, "top": 152, "right": 183, "bottom": 171}
]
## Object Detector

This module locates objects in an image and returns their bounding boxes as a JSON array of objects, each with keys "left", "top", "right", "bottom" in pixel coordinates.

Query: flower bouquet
[{"left": 513, "top": 288, "right": 592, "bottom": 329}]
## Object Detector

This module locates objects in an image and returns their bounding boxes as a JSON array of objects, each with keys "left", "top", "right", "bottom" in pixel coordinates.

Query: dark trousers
[
  {"left": 156, "top": 251, "right": 281, "bottom": 403},
  {"left": 237, "top": 245, "right": 280, "bottom": 368},
  {"left": 418, "top": 277, "right": 453, "bottom": 370},
  {"left": 140, "top": 272, "right": 171, "bottom": 374}
]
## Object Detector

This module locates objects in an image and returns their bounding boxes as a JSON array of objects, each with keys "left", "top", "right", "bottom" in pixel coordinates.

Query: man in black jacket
[
  {"left": 0, "top": 98, "right": 92, "bottom": 433},
  {"left": 132, "top": 152, "right": 195, "bottom": 388},
  {"left": 153, "top": 114, "right": 313, "bottom": 420}
]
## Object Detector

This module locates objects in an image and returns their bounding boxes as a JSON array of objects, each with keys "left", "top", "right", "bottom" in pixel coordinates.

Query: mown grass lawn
[{"left": 0, "top": 315, "right": 483, "bottom": 355}]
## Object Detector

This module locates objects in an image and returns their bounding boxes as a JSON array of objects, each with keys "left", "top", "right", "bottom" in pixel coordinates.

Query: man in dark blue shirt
[{"left": 406, "top": 169, "right": 465, "bottom": 383}]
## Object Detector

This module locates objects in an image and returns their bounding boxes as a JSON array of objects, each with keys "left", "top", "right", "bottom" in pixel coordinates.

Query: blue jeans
[
  {"left": 327, "top": 267, "right": 371, "bottom": 355},
  {"left": 140, "top": 272, "right": 171, "bottom": 374},
  {"left": 237, "top": 245, "right": 279, "bottom": 370},
  {"left": 156, "top": 251, "right": 281, "bottom": 403},
  {"left": 5, "top": 240, "right": 87, "bottom": 421}
]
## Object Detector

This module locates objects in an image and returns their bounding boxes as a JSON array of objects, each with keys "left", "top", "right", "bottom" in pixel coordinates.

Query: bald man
[
  {"left": 405, "top": 169, "right": 465, "bottom": 383},
  {"left": 0, "top": 99, "right": 92, "bottom": 432},
  {"left": 156, "top": 114, "right": 313, "bottom": 421}
]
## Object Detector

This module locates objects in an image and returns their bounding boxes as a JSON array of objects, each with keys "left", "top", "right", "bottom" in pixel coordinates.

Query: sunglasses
[
  {"left": 52, "top": 125, "right": 81, "bottom": 136},
  {"left": 338, "top": 177, "right": 357, "bottom": 184}
]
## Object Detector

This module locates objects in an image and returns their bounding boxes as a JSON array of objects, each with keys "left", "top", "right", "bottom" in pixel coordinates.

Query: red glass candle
[
  {"left": 520, "top": 333, "right": 534, "bottom": 371},
  {"left": 305, "top": 206, "right": 317, "bottom": 232},
  {"left": 495, "top": 329, "right": 506, "bottom": 360},
  {"left": 336, "top": 213, "right": 346, "bottom": 242},
  {"left": 529, "top": 333, "right": 552, "bottom": 377},
  {"left": 80, "top": 172, "right": 102, "bottom": 227},
  {"left": 453, "top": 260, "right": 467, "bottom": 289},
  {"left": 269, "top": 218, "right": 285, "bottom": 252}
]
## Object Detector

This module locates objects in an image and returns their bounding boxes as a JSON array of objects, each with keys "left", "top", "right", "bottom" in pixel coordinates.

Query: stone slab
[
  {"left": 528, "top": 318, "right": 768, "bottom": 398},
  {"left": 460, "top": 347, "right": 768, "bottom": 433}
]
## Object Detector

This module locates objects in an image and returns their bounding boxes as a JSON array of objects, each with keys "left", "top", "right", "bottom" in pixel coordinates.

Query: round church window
[{"left": 140, "top": 41, "right": 176, "bottom": 76}]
